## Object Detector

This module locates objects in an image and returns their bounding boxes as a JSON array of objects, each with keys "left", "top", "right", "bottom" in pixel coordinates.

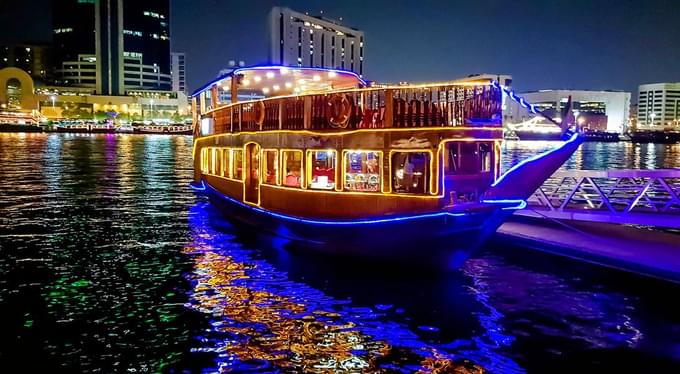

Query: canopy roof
[{"left": 192, "top": 66, "right": 366, "bottom": 99}]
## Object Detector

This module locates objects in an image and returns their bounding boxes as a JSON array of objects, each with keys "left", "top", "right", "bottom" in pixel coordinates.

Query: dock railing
[{"left": 518, "top": 169, "right": 680, "bottom": 228}]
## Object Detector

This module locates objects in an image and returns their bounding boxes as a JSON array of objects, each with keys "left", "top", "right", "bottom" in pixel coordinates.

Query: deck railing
[
  {"left": 518, "top": 170, "right": 680, "bottom": 228},
  {"left": 207, "top": 84, "right": 502, "bottom": 134}
]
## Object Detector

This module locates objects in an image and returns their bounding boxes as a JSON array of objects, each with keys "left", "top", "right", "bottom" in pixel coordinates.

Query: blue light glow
[
  {"left": 189, "top": 180, "right": 207, "bottom": 191},
  {"left": 491, "top": 81, "right": 539, "bottom": 114},
  {"left": 198, "top": 183, "right": 522, "bottom": 226},
  {"left": 491, "top": 132, "right": 580, "bottom": 188},
  {"left": 480, "top": 199, "right": 528, "bottom": 210}
]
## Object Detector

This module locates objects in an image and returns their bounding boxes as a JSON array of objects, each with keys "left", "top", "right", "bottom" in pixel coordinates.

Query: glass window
[
  {"left": 309, "top": 150, "right": 336, "bottom": 190},
  {"left": 201, "top": 148, "right": 209, "bottom": 173},
  {"left": 262, "top": 150, "right": 278, "bottom": 185},
  {"left": 232, "top": 149, "right": 243, "bottom": 180},
  {"left": 391, "top": 152, "right": 430, "bottom": 194},
  {"left": 282, "top": 150, "right": 303, "bottom": 188},
  {"left": 344, "top": 151, "right": 381, "bottom": 192},
  {"left": 210, "top": 148, "right": 218, "bottom": 175},
  {"left": 479, "top": 143, "right": 491, "bottom": 172},
  {"left": 222, "top": 149, "right": 231, "bottom": 177}
]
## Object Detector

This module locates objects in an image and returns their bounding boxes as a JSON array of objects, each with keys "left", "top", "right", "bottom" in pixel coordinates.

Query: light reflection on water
[{"left": 1, "top": 133, "right": 680, "bottom": 372}]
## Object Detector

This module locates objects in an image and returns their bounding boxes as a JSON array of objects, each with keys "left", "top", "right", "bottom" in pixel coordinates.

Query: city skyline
[{"left": 1, "top": 0, "right": 679, "bottom": 97}]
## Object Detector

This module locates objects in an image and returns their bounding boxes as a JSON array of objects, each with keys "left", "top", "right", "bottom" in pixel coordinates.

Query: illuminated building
[
  {"left": 0, "top": 44, "right": 50, "bottom": 81},
  {"left": 637, "top": 83, "right": 680, "bottom": 129},
  {"left": 268, "top": 7, "right": 364, "bottom": 76},
  {"left": 52, "top": 0, "right": 171, "bottom": 95},
  {"left": 171, "top": 52, "right": 187, "bottom": 95},
  {"left": 0, "top": 67, "right": 189, "bottom": 122},
  {"left": 504, "top": 89, "right": 631, "bottom": 133}
]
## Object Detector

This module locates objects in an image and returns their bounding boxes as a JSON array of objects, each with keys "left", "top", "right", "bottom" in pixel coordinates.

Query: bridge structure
[{"left": 515, "top": 169, "right": 680, "bottom": 229}]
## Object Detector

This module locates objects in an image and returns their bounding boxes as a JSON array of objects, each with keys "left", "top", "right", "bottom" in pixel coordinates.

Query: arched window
[{"left": 6, "top": 78, "right": 22, "bottom": 110}]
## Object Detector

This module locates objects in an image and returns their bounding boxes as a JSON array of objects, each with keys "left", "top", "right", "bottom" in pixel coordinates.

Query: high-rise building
[
  {"left": 52, "top": 0, "right": 171, "bottom": 95},
  {"left": 0, "top": 44, "right": 51, "bottom": 81},
  {"left": 171, "top": 52, "right": 186, "bottom": 95},
  {"left": 268, "top": 7, "right": 364, "bottom": 76},
  {"left": 637, "top": 83, "right": 680, "bottom": 129}
]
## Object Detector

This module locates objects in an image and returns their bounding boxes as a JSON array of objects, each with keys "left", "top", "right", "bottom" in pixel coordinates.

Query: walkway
[{"left": 496, "top": 216, "right": 680, "bottom": 283}]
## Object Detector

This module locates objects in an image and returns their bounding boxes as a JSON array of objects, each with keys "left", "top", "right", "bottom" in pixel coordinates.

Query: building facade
[
  {"left": 637, "top": 83, "right": 680, "bottom": 129},
  {"left": 504, "top": 89, "right": 631, "bottom": 133},
  {"left": 268, "top": 7, "right": 364, "bottom": 76},
  {"left": 0, "top": 44, "right": 51, "bottom": 81},
  {"left": 171, "top": 52, "right": 186, "bottom": 95},
  {"left": 52, "top": 0, "right": 171, "bottom": 95}
]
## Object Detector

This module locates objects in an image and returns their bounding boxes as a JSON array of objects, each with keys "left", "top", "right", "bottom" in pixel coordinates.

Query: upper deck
[{"left": 192, "top": 66, "right": 503, "bottom": 137}]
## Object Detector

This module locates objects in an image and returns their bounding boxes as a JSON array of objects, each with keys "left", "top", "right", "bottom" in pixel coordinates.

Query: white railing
[{"left": 517, "top": 169, "right": 680, "bottom": 228}]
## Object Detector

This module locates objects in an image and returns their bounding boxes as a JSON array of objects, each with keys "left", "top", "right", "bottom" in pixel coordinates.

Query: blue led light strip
[
  {"left": 491, "top": 132, "right": 580, "bottom": 188},
  {"left": 191, "top": 182, "right": 526, "bottom": 226},
  {"left": 490, "top": 81, "right": 540, "bottom": 114}
]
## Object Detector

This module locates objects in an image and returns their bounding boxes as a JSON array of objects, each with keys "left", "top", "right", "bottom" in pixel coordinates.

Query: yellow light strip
[{"left": 192, "top": 126, "right": 502, "bottom": 159}]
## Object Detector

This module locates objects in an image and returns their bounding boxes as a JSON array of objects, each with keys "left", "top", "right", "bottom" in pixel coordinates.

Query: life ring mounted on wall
[{"left": 326, "top": 93, "right": 352, "bottom": 128}]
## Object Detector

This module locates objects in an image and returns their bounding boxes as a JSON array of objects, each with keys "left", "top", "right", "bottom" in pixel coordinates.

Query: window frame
[
  {"left": 231, "top": 148, "right": 244, "bottom": 181},
  {"left": 388, "top": 149, "right": 434, "bottom": 195},
  {"left": 342, "top": 149, "right": 384, "bottom": 193},
  {"left": 261, "top": 149, "right": 280, "bottom": 186},
  {"left": 306, "top": 149, "right": 338, "bottom": 191},
  {"left": 280, "top": 149, "right": 304, "bottom": 189}
]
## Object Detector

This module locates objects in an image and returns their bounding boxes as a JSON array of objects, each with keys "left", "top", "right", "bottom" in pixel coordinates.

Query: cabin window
[
  {"left": 210, "top": 148, "right": 219, "bottom": 175},
  {"left": 308, "top": 150, "right": 336, "bottom": 190},
  {"left": 262, "top": 150, "right": 278, "bottom": 185},
  {"left": 232, "top": 149, "right": 243, "bottom": 180},
  {"left": 222, "top": 149, "right": 232, "bottom": 177},
  {"left": 479, "top": 143, "right": 492, "bottom": 172},
  {"left": 446, "top": 142, "right": 492, "bottom": 175},
  {"left": 391, "top": 152, "right": 430, "bottom": 194},
  {"left": 201, "top": 148, "right": 209, "bottom": 173},
  {"left": 282, "top": 150, "right": 303, "bottom": 188},
  {"left": 344, "top": 151, "right": 381, "bottom": 192}
]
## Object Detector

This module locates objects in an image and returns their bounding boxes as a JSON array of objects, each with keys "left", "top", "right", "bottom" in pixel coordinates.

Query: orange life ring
[
  {"left": 326, "top": 93, "right": 352, "bottom": 128},
  {"left": 253, "top": 101, "right": 265, "bottom": 125}
]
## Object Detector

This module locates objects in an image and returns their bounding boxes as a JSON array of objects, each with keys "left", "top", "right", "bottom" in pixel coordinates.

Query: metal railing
[
  {"left": 518, "top": 169, "right": 680, "bottom": 228},
  {"left": 207, "top": 83, "right": 502, "bottom": 134}
]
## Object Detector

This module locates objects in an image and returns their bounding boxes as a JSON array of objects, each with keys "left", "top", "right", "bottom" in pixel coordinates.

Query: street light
[
  {"left": 50, "top": 95, "right": 56, "bottom": 108},
  {"left": 149, "top": 99, "right": 155, "bottom": 120}
]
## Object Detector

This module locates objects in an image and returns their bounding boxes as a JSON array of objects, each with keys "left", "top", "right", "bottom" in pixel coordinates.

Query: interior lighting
[
  {"left": 253, "top": 76, "right": 262, "bottom": 82},
  {"left": 266, "top": 71, "right": 275, "bottom": 79}
]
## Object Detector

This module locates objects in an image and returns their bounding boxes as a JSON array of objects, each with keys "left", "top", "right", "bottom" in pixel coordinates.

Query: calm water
[{"left": 1, "top": 133, "right": 679, "bottom": 373}]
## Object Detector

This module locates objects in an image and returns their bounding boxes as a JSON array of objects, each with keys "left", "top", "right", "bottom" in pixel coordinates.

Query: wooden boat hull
[{"left": 202, "top": 181, "right": 512, "bottom": 268}]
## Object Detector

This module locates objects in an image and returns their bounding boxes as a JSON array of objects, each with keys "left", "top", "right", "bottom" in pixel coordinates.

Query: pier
[{"left": 499, "top": 169, "right": 680, "bottom": 282}]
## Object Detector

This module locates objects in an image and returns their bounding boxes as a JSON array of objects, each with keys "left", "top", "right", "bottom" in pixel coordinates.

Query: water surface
[{"left": 1, "top": 133, "right": 679, "bottom": 373}]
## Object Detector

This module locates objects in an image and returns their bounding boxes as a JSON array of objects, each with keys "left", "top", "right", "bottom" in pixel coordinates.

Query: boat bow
[{"left": 483, "top": 133, "right": 584, "bottom": 200}]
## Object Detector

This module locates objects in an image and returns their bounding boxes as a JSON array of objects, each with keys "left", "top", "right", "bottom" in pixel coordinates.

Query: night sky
[{"left": 2, "top": 0, "right": 679, "bottom": 96}]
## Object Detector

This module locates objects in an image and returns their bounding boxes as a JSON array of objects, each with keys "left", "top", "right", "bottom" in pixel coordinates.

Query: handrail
[
  {"left": 200, "top": 82, "right": 503, "bottom": 135},
  {"left": 520, "top": 169, "right": 680, "bottom": 228}
]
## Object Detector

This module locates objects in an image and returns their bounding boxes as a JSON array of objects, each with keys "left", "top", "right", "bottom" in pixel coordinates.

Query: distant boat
[
  {"left": 132, "top": 123, "right": 193, "bottom": 135},
  {"left": 628, "top": 130, "right": 680, "bottom": 144}
]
